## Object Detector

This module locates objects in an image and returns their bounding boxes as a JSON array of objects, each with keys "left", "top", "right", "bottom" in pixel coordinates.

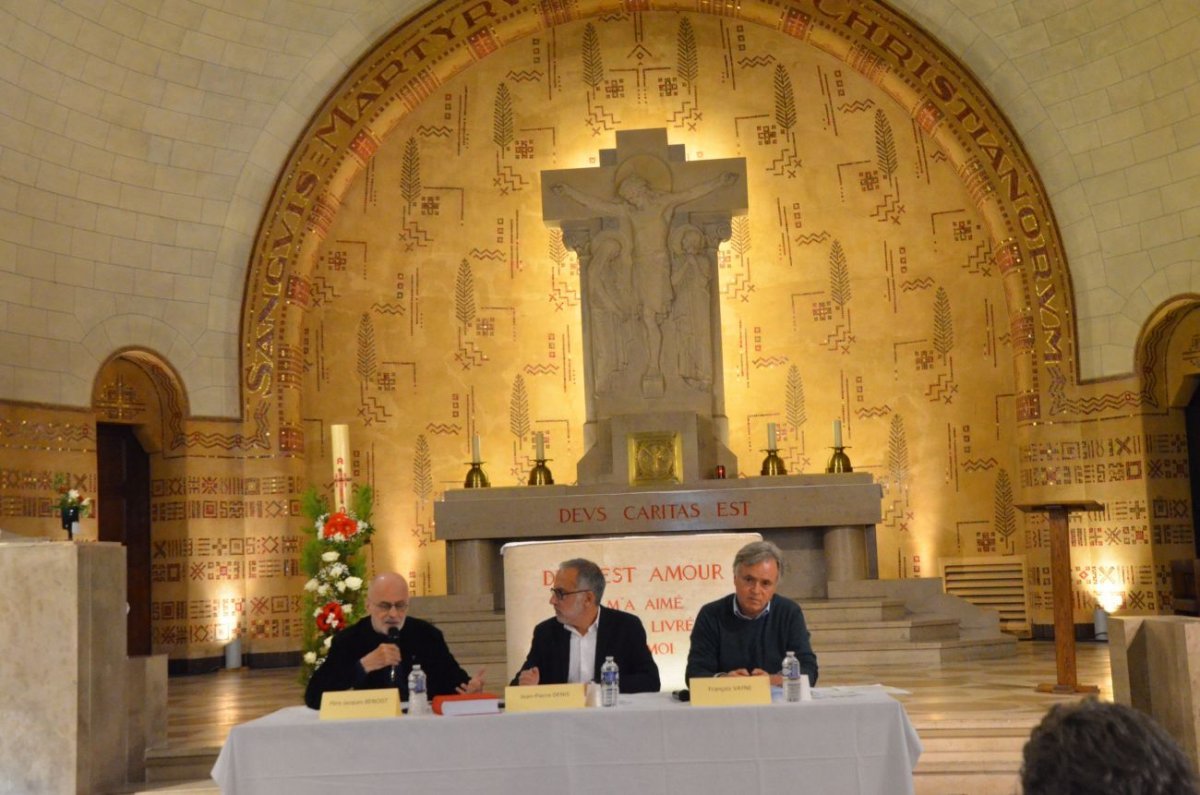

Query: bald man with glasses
[
  {"left": 304, "top": 572, "right": 485, "bottom": 709},
  {"left": 511, "top": 558, "right": 660, "bottom": 693}
]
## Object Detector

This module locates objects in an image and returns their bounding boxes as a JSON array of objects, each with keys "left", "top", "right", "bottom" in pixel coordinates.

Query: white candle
[
  {"left": 330, "top": 424, "right": 350, "bottom": 512},
  {"left": 833, "top": 419, "right": 843, "bottom": 448},
  {"left": 472, "top": 433, "right": 481, "bottom": 462},
  {"left": 535, "top": 431, "right": 545, "bottom": 460},
  {"left": 767, "top": 422, "right": 777, "bottom": 450}
]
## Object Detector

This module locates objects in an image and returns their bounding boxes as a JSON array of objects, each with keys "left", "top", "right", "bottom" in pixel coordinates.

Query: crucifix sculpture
[{"left": 541, "top": 129, "right": 747, "bottom": 484}]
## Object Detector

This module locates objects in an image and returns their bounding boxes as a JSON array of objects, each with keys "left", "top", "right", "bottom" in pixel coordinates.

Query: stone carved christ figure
[{"left": 552, "top": 170, "right": 738, "bottom": 394}]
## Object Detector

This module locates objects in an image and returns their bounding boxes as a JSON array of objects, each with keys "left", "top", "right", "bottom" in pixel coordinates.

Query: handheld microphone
[{"left": 387, "top": 627, "right": 401, "bottom": 685}]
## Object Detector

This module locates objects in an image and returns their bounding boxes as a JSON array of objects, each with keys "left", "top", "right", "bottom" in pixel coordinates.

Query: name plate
[
  {"left": 504, "top": 683, "right": 586, "bottom": 713},
  {"left": 319, "top": 689, "right": 402, "bottom": 720},
  {"left": 689, "top": 676, "right": 772, "bottom": 707}
]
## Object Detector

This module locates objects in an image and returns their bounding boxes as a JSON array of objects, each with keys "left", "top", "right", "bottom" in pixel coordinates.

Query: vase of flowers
[{"left": 54, "top": 475, "right": 91, "bottom": 541}]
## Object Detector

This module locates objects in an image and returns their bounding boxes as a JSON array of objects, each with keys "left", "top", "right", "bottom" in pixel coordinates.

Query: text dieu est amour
[{"left": 558, "top": 500, "right": 750, "bottom": 524}]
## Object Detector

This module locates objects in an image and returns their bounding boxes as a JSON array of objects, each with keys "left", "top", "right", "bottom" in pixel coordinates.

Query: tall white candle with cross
[{"left": 330, "top": 424, "right": 351, "bottom": 513}]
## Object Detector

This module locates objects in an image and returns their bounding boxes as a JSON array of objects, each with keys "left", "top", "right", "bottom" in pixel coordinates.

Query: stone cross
[{"left": 541, "top": 129, "right": 747, "bottom": 417}]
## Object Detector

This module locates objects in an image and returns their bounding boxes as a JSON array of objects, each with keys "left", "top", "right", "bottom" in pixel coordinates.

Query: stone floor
[{"left": 128, "top": 639, "right": 1114, "bottom": 793}]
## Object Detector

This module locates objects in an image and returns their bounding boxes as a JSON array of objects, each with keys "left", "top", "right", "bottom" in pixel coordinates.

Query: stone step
[
  {"left": 794, "top": 597, "right": 908, "bottom": 622},
  {"left": 143, "top": 747, "right": 220, "bottom": 785},
  {"left": 809, "top": 616, "right": 961, "bottom": 643},
  {"left": 818, "top": 635, "right": 1017, "bottom": 666}
]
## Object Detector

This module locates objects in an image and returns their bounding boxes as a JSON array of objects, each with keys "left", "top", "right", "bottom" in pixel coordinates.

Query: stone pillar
[
  {"left": 823, "top": 525, "right": 868, "bottom": 582},
  {"left": 0, "top": 541, "right": 128, "bottom": 794},
  {"left": 1109, "top": 615, "right": 1200, "bottom": 770},
  {"left": 448, "top": 539, "right": 496, "bottom": 596}
]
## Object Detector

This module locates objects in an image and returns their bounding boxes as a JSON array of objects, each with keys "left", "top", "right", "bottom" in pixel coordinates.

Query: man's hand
[
  {"left": 750, "top": 668, "right": 783, "bottom": 687},
  {"left": 457, "top": 667, "right": 487, "bottom": 694},
  {"left": 517, "top": 666, "right": 540, "bottom": 686},
  {"left": 724, "top": 668, "right": 752, "bottom": 677},
  {"left": 360, "top": 643, "right": 401, "bottom": 674}
]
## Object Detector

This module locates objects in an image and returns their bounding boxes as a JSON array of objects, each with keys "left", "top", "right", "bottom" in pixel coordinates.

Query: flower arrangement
[
  {"left": 299, "top": 485, "right": 374, "bottom": 683},
  {"left": 53, "top": 473, "right": 91, "bottom": 536}
]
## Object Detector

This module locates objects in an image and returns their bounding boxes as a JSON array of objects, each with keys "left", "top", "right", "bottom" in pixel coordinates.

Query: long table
[{"left": 212, "top": 689, "right": 921, "bottom": 794}]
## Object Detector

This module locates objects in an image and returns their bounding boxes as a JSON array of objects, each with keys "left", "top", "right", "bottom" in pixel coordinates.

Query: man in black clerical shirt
[
  {"left": 304, "top": 571, "right": 484, "bottom": 709},
  {"left": 685, "top": 540, "right": 818, "bottom": 686}
]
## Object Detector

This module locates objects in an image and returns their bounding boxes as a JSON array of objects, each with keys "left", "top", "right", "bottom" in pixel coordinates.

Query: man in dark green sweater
[{"left": 684, "top": 540, "right": 818, "bottom": 686}]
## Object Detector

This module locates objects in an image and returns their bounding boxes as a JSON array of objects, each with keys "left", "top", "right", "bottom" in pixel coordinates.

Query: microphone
[{"left": 387, "top": 627, "right": 401, "bottom": 685}]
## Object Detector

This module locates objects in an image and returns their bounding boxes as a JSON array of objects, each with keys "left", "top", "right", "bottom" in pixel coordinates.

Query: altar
[{"left": 436, "top": 472, "right": 881, "bottom": 601}]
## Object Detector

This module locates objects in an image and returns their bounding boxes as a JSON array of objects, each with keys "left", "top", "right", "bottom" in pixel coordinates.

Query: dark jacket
[
  {"left": 304, "top": 616, "right": 469, "bottom": 709},
  {"left": 510, "top": 605, "right": 661, "bottom": 693},
  {"left": 684, "top": 594, "right": 818, "bottom": 685}
]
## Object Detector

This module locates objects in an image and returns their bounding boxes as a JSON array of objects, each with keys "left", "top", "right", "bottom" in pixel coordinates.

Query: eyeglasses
[
  {"left": 549, "top": 587, "right": 589, "bottom": 600},
  {"left": 373, "top": 601, "right": 409, "bottom": 613}
]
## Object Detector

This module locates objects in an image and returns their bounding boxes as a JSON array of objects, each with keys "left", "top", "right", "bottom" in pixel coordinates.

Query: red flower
[
  {"left": 321, "top": 512, "right": 358, "bottom": 540},
  {"left": 315, "top": 601, "right": 345, "bottom": 633}
]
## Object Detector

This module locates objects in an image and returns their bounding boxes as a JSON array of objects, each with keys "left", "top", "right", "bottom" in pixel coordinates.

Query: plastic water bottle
[
  {"left": 600, "top": 656, "right": 619, "bottom": 707},
  {"left": 782, "top": 650, "right": 802, "bottom": 703},
  {"left": 407, "top": 664, "right": 429, "bottom": 715}
]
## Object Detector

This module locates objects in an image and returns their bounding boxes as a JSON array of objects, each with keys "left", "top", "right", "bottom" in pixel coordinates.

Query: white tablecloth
[{"left": 212, "top": 689, "right": 921, "bottom": 794}]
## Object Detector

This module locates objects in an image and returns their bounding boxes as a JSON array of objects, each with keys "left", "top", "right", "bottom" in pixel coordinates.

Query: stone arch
[
  {"left": 240, "top": 0, "right": 1076, "bottom": 456},
  {"left": 1135, "top": 294, "right": 1200, "bottom": 410},
  {"left": 92, "top": 347, "right": 190, "bottom": 454}
]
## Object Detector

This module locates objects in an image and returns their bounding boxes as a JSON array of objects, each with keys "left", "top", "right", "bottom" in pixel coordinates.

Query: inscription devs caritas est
[{"left": 559, "top": 500, "right": 749, "bottom": 525}]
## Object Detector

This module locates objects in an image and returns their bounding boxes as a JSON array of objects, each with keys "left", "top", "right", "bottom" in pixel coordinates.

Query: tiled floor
[{"left": 164, "top": 639, "right": 1112, "bottom": 751}]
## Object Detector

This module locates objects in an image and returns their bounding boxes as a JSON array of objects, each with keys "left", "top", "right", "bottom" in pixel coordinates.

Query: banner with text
[{"left": 502, "top": 533, "right": 757, "bottom": 691}]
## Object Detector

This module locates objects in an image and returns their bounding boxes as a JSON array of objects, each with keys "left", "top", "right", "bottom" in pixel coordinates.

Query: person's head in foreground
[{"left": 1021, "top": 698, "right": 1200, "bottom": 795}]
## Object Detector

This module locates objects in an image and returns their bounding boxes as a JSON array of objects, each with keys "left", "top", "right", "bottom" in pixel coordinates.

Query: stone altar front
[{"left": 436, "top": 473, "right": 881, "bottom": 602}]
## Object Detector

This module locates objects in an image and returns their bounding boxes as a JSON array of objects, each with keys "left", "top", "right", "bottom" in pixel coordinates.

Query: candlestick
[
  {"left": 767, "top": 422, "right": 777, "bottom": 450},
  {"left": 471, "top": 433, "right": 481, "bottom": 462},
  {"left": 535, "top": 431, "right": 545, "bottom": 460},
  {"left": 832, "top": 419, "right": 843, "bottom": 448},
  {"left": 330, "top": 424, "right": 350, "bottom": 513}
]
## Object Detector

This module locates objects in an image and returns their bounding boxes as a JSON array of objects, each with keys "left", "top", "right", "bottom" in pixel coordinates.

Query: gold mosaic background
[{"left": 1, "top": 1, "right": 1195, "bottom": 663}]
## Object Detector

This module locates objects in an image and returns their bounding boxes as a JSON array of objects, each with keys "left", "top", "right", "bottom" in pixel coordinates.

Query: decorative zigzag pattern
[
  {"left": 417, "top": 125, "right": 452, "bottom": 138},
  {"left": 358, "top": 395, "right": 392, "bottom": 426},
  {"left": 961, "top": 458, "right": 998, "bottom": 471},
  {"left": 668, "top": 101, "right": 702, "bottom": 130},
  {"left": 899, "top": 277, "right": 934, "bottom": 292},
  {"left": 925, "top": 372, "right": 958, "bottom": 403},
  {"left": 871, "top": 191, "right": 904, "bottom": 223},
  {"left": 855, "top": 405, "right": 892, "bottom": 418},
  {"left": 766, "top": 146, "right": 802, "bottom": 177},
  {"left": 424, "top": 423, "right": 461, "bottom": 435},
  {"left": 184, "top": 401, "right": 271, "bottom": 450},
  {"left": 929, "top": 150, "right": 948, "bottom": 162},
  {"left": 492, "top": 164, "right": 528, "bottom": 194},
  {"left": 737, "top": 55, "right": 775, "bottom": 68},
  {"left": 752, "top": 356, "right": 789, "bottom": 368},
  {"left": 586, "top": 103, "right": 619, "bottom": 134},
  {"left": 454, "top": 340, "right": 488, "bottom": 369},
  {"left": 838, "top": 99, "right": 875, "bottom": 113},
  {"left": 1046, "top": 365, "right": 1147, "bottom": 416},
  {"left": 721, "top": 272, "right": 755, "bottom": 302},
  {"left": 470, "top": 248, "right": 505, "bottom": 260},
  {"left": 506, "top": 70, "right": 544, "bottom": 82},
  {"left": 399, "top": 220, "right": 432, "bottom": 250},
  {"left": 824, "top": 323, "right": 853, "bottom": 352},
  {"left": 793, "top": 231, "right": 830, "bottom": 246},
  {"left": 963, "top": 240, "right": 992, "bottom": 275},
  {"left": 371, "top": 302, "right": 405, "bottom": 315},
  {"left": 523, "top": 363, "right": 560, "bottom": 375},
  {"left": 549, "top": 280, "right": 580, "bottom": 309},
  {"left": 309, "top": 276, "right": 341, "bottom": 307}
]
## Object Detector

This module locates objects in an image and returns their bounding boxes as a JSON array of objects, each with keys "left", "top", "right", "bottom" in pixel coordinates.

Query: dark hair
[
  {"left": 560, "top": 558, "right": 605, "bottom": 602},
  {"left": 1021, "top": 699, "right": 1199, "bottom": 795}
]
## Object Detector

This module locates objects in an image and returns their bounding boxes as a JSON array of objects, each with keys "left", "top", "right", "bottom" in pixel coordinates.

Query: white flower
[
  {"left": 303, "top": 651, "right": 316, "bottom": 664},
  {"left": 323, "top": 636, "right": 332, "bottom": 649},
  {"left": 321, "top": 550, "right": 339, "bottom": 562},
  {"left": 313, "top": 607, "right": 323, "bottom": 617},
  {"left": 304, "top": 578, "right": 318, "bottom": 592},
  {"left": 317, "top": 584, "right": 329, "bottom": 596},
  {"left": 336, "top": 581, "right": 346, "bottom": 593},
  {"left": 68, "top": 489, "right": 80, "bottom": 501},
  {"left": 343, "top": 604, "right": 353, "bottom": 616},
  {"left": 345, "top": 576, "right": 363, "bottom": 591}
]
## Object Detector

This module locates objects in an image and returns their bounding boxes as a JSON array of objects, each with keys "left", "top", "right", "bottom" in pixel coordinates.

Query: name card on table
[
  {"left": 319, "top": 689, "right": 402, "bottom": 720},
  {"left": 689, "top": 676, "right": 772, "bottom": 707},
  {"left": 504, "top": 683, "right": 586, "bottom": 713}
]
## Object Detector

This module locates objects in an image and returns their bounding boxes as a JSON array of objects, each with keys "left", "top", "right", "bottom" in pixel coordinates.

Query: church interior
[{"left": 2, "top": 0, "right": 1199, "bottom": 792}]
